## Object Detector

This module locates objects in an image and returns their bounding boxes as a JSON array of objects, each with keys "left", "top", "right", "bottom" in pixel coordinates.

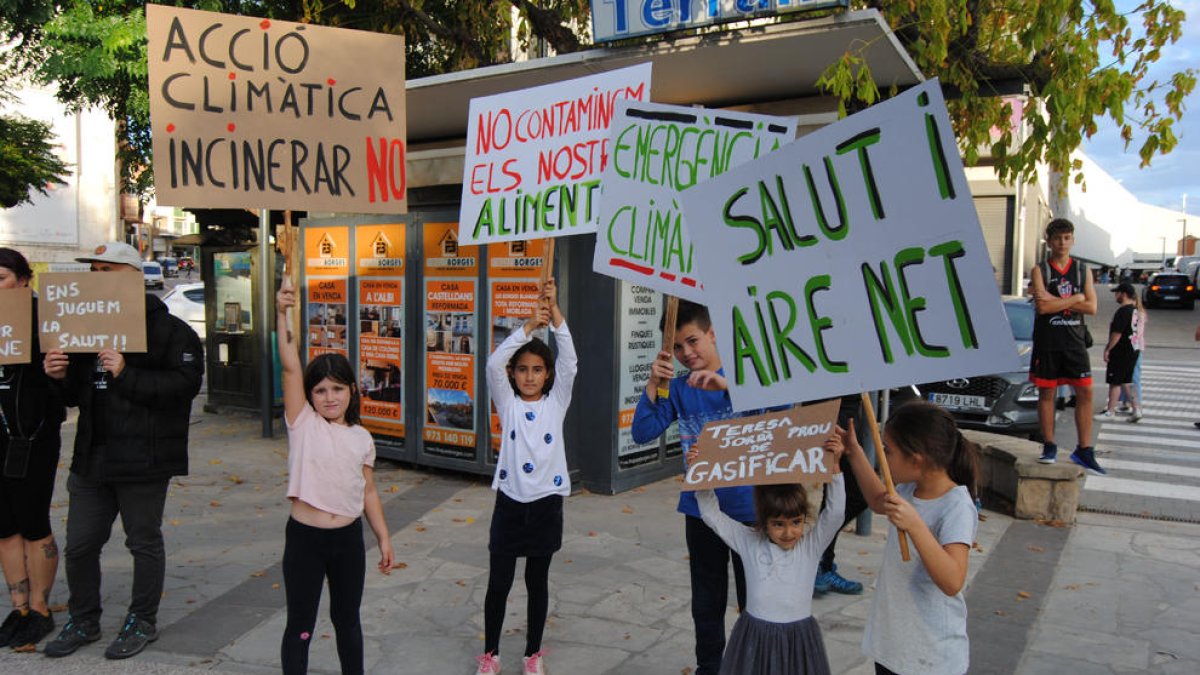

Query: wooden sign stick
[
  {"left": 538, "top": 238, "right": 556, "bottom": 309},
  {"left": 860, "top": 391, "right": 911, "bottom": 561},
  {"left": 657, "top": 295, "right": 679, "bottom": 400}
]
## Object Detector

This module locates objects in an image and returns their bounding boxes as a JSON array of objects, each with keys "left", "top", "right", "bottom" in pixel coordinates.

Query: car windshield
[
  {"left": 1004, "top": 302, "right": 1034, "bottom": 341},
  {"left": 183, "top": 289, "right": 205, "bottom": 302},
  {"left": 144, "top": 263, "right": 161, "bottom": 273}
]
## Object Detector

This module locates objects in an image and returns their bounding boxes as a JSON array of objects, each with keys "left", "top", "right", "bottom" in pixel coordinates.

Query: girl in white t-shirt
[
  {"left": 276, "top": 283, "right": 393, "bottom": 675},
  {"left": 843, "top": 402, "right": 980, "bottom": 675},
  {"left": 474, "top": 279, "right": 577, "bottom": 675}
]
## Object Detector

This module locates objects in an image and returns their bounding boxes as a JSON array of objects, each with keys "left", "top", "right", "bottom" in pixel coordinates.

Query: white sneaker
[
  {"left": 476, "top": 652, "right": 502, "bottom": 675},
  {"left": 523, "top": 651, "right": 546, "bottom": 675},
  {"left": 1094, "top": 409, "right": 1115, "bottom": 420},
  {"left": 1130, "top": 408, "right": 1143, "bottom": 423}
]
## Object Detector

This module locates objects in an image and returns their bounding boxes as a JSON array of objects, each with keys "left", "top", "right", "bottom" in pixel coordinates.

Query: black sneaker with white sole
[{"left": 103, "top": 613, "right": 158, "bottom": 660}]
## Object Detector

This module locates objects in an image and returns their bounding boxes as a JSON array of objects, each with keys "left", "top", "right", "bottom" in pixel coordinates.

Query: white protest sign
[
  {"left": 592, "top": 101, "right": 796, "bottom": 302},
  {"left": 459, "top": 63, "right": 652, "bottom": 245},
  {"left": 680, "top": 79, "right": 1020, "bottom": 411}
]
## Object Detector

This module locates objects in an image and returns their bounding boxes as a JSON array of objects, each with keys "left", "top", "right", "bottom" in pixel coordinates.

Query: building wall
[{"left": 0, "top": 84, "right": 119, "bottom": 265}]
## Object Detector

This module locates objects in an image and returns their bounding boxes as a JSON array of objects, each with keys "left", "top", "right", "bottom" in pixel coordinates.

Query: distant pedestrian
[
  {"left": 1096, "top": 283, "right": 1145, "bottom": 422},
  {"left": 42, "top": 242, "right": 204, "bottom": 660},
  {"left": 0, "top": 248, "right": 66, "bottom": 653},
  {"left": 844, "top": 402, "right": 980, "bottom": 675},
  {"left": 693, "top": 432, "right": 846, "bottom": 675},
  {"left": 474, "top": 278, "right": 576, "bottom": 675},
  {"left": 1028, "top": 218, "right": 1104, "bottom": 474},
  {"left": 275, "top": 280, "right": 393, "bottom": 675}
]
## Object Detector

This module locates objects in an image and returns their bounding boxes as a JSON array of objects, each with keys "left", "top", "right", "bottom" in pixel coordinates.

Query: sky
[{"left": 1081, "top": 0, "right": 1199, "bottom": 216}]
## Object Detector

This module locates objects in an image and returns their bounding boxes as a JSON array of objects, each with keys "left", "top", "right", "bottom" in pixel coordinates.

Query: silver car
[{"left": 918, "top": 296, "right": 1044, "bottom": 437}]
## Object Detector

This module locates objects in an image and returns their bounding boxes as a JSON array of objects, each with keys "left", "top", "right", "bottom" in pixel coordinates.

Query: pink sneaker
[
  {"left": 475, "top": 651, "right": 502, "bottom": 674},
  {"left": 523, "top": 651, "right": 547, "bottom": 675}
]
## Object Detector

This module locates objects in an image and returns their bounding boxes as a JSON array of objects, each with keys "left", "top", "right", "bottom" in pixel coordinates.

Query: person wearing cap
[
  {"left": 1095, "top": 283, "right": 1145, "bottom": 422},
  {"left": 41, "top": 242, "right": 203, "bottom": 660}
]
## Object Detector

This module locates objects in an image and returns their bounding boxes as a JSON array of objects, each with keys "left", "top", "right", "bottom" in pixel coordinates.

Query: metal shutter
[{"left": 972, "top": 196, "right": 1014, "bottom": 291}]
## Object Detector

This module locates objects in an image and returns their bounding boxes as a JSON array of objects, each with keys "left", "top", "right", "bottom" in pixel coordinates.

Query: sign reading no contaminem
[{"left": 146, "top": 4, "right": 407, "bottom": 214}]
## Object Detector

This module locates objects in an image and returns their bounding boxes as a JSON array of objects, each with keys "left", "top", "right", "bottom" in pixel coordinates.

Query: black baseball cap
[{"left": 1112, "top": 282, "right": 1136, "bottom": 296}]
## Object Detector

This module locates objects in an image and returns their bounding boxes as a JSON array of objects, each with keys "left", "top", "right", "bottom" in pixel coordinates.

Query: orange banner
[
  {"left": 355, "top": 223, "right": 406, "bottom": 277},
  {"left": 358, "top": 277, "right": 403, "bottom": 438}
]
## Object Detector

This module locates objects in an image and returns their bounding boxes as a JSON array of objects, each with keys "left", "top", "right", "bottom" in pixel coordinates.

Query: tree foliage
[
  {"left": 0, "top": 114, "right": 71, "bottom": 208},
  {"left": 818, "top": 1, "right": 1196, "bottom": 188}
]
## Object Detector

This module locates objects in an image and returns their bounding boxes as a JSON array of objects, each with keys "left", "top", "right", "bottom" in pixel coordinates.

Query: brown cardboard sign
[
  {"left": 0, "top": 288, "right": 33, "bottom": 365},
  {"left": 147, "top": 4, "right": 407, "bottom": 214},
  {"left": 37, "top": 273, "right": 147, "bottom": 353},
  {"left": 686, "top": 398, "right": 840, "bottom": 488}
]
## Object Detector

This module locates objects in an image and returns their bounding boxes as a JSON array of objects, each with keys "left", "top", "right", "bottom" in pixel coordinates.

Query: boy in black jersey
[{"left": 1029, "top": 218, "right": 1105, "bottom": 474}]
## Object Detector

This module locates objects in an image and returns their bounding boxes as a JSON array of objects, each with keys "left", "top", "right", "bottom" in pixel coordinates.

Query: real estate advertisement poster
[
  {"left": 355, "top": 223, "right": 405, "bottom": 439},
  {"left": 304, "top": 225, "right": 350, "bottom": 359}
]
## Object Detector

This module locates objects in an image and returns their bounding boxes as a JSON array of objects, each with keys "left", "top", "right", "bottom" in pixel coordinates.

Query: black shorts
[
  {"left": 1106, "top": 348, "right": 1139, "bottom": 385},
  {"left": 0, "top": 436, "right": 61, "bottom": 540},
  {"left": 1029, "top": 348, "right": 1092, "bottom": 388},
  {"left": 488, "top": 490, "right": 563, "bottom": 558}
]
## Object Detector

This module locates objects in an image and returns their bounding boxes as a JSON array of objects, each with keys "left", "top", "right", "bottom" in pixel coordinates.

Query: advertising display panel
[
  {"left": 355, "top": 223, "right": 406, "bottom": 439},
  {"left": 304, "top": 225, "right": 351, "bottom": 359}
]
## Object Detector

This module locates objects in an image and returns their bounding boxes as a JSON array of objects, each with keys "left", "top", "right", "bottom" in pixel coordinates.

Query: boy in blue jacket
[{"left": 631, "top": 300, "right": 752, "bottom": 675}]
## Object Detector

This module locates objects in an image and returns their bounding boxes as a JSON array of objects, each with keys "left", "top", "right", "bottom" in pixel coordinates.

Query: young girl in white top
[
  {"left": 475, "top": 279, "right": 577, "bottom": 675},
  {"left": 843, "top": 401, "right": 980, "bottom": 675},
  {"left": 276, "top": 283, "right": 393, "bottom": 675},
  {"left": 694, "top": 432, "right": 846, "bottom": 675}
]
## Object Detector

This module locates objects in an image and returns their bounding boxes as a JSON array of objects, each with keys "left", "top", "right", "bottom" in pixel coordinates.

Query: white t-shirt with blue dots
[{"left": 486, "top": 321, "right": 577, "bottom": 502}]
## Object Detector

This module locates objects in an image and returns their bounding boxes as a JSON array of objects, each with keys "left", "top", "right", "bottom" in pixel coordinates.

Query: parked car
[
  {"left": 143, "top": 261, "right": 165, "bottom": 289},
  {"left": 163, "top": 282, "right": 206, "bottom": 338},
  {"left": 917, "top": 296, "right": 1045, "bottom": 437},
  {"left": 1142, "top": 272, "right": 1195, "bottom": 309},
  {"left": 159, "top": 256, "right": 179, "bottom": 277}
]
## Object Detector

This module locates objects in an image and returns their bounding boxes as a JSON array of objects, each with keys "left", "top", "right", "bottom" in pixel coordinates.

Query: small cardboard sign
[
  {"left": 0, "top": 288, "right": 33, "bottom": 365},
  {"left": 686, "top": 398, "right": 840, "bottom": 488},
  {"left": 38, "top": 272, "right": 147, "bottom": 353}
]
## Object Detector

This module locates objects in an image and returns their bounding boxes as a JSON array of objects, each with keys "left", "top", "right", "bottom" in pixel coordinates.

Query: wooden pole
[
  {"left": 860, "top": 391, "right": 911, "bottom": 561},
  {"left": 538, "top": 239, "right": 555, "bottom": 312},
  {"left": 657, "top": 295, "right": 679, "bottom": 400}
]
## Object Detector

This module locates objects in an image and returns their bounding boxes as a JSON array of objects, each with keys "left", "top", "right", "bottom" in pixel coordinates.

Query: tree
[
  {"left": 818, "top": 1, "right": 1196, "bottom": 188},
  {"left": 0, "top": 113, "right": 71, "bottom": 208}
]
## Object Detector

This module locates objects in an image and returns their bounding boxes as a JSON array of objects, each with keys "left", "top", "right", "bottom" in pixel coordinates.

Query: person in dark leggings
[{"left": 815, "top": 396, "right": 868, "bottom": 595}]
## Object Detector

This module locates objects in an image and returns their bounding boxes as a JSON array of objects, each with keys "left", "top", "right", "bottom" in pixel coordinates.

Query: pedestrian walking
[
  {"left": 475, "top": 278, "right": 576, "bottom": 675},
  {"left": 0, "top": 248, "right": 65, "bottom": 653},
  {"left": 42, "top": 242, "right": 204, "bottom": 660},
  {"left": 1095, "top": 283, "right": 1145, "bottom": 423},
  {"left": 844, "top": 402, "right": 980, "bottom": 675},
  {"left": 275, "top": 281, "right": 393, "bottom": 675}
]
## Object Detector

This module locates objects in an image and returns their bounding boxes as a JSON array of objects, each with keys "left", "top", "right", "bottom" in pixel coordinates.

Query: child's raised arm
[
  {"left": 543, "top": 279, "right": 578, "bottom": 407},
  {"left": 276, "top": 282, "right": 306, "bottom": 425},
  {"left": 842, "top": 419, "right": 890, "bottom": 514}
]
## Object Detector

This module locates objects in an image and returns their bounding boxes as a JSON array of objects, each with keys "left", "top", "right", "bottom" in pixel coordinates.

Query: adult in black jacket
[
  {"left": 42, "top": 242, "right": 203, "bottom": 661},
  {"left": 0, "top": 248, "right": 66, "bottom": 651}
]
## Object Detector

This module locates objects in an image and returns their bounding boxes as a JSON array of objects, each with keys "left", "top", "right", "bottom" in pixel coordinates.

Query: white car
[
  {"left": 163, "top": 282, "right": 206, "bottom": 338},
  {"left": 143, "top": 261, "right": 165, "bottom": 289}
]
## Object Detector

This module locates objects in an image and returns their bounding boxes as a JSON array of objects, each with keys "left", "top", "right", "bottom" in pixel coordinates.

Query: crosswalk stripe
[
  {"left": 1097, "top": 424, "right": 1200, "bottom": 439},
  {"left": 1098, "top": 432, "right": 1200, "bottom": 449},
  {"left": 1098, "top": 459, "right": 1200, "bottom": 478},
  {"left": 1095, "top": 445, "right": 1200, "bottom": 464},
  {"left": 1083, "top": 475, "right": 1200, "bottom": 501}
]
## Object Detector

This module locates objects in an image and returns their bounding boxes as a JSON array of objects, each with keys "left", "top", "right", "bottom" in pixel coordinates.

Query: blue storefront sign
[{"left": 591, "top": 0, "right": 847, "bottom": 43}]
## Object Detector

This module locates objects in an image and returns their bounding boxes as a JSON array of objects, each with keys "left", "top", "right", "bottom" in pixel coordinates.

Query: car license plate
[
  {"left": 1164, "top": 295, "right": 1179, "bottom": 300},
  {"left": 929, "top": 393, "right": 986, "bottom": 409}
]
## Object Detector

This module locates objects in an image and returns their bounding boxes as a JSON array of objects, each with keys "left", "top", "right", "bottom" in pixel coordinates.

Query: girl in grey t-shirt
[{"left": 842, "top": 402, "right": 980, "bottom": 674}]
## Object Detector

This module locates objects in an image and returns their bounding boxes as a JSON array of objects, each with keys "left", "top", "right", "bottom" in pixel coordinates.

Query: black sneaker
[
  {"left": 10, "top": 610, "right": 54, "bottom": 652},
  {"left": 43, "top": 617, "right": 100, "bottom": 657},
  {"left": 0, "top": 610, "right": 26, "bottom": 648},
  {"left": 103, "top": 614, "right": 157, "bottom": 660}
]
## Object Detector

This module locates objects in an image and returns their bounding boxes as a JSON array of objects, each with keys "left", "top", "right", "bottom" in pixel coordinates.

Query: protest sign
[
  {"left": 459, "top": 63, "right": 652, "bottom": 245},
  {"left": 593, "top": 101, "right": 796, "bottom": 302},
  {"left": 38, "top": 273, "right": 147, "bottom": 353},
  {"left": 147, "top": 4, "right": 407, "bottom": 214},
  {"left": 686, "top": 399, "right": 840, "bottom": 488},
  {"left": 681, "top": 79, "right": 1020, "bottom": 411},
  {"left": 0, "top": 288, "right": 33, "bottom": 365}
]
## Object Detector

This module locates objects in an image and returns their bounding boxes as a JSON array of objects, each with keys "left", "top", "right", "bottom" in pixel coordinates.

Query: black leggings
[
  {"left": 281, "top": 517, "right": 366, "bottom": 675},
  {"left": 483, "top": 553, "right": 552, "bottom": 657}
]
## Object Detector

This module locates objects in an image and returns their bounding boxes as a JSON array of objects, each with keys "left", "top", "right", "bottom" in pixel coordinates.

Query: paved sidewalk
[{"left": 0, "top": 402, "right": 1195, "bottom": 674}]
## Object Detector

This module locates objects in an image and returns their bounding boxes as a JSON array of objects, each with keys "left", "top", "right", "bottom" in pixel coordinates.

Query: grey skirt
[{"left": 719, "top": 612, "right": 831, "bottom": 675}]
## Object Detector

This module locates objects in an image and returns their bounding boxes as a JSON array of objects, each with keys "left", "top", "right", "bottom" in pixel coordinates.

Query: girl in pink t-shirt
[{"left": 276, "top": 282, "right": 393, "bottom": 675}]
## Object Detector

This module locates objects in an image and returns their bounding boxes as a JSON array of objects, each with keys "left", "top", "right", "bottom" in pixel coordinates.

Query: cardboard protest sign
[
  {"left": 38, "top": 273, "right": 147, "bottom": 353},
  {"left": 459, "top": 63, "right": 652, "bottom": 245},
  {"left": 0, "top": 288, "right": 33, "bottom": 365},
  {"left": 680, "top": 79, "right": 1020, "bottom": 411},
  {"left": 593, "top": 101, "right": 796, "bottom": 302},
  {"left": 686, "top": 399, "right": 840, "bottom": 488},
  {"left": 147, "top": 4, "right": 407, "bottom": 214}
]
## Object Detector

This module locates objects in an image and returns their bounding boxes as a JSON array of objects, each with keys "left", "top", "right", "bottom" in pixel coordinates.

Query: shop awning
[{"left": 407, "top": 9, "right": 922, "bottom": 145}]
